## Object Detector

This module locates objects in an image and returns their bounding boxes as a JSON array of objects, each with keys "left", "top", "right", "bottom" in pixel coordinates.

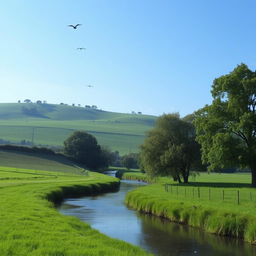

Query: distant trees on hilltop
[{"left": 17, "top": 100, "right": 102, "bottom": 110}]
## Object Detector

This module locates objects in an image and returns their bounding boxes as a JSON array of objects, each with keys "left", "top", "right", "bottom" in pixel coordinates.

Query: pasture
[
  {"left": 122, "top": 171, "right": 256, "bottom": 243},
  {"left": 0, "top": 163, "right": 150, "bottom": 255},
  {"left": 0, "top": 103, "right": 156, "bottom": 154}
]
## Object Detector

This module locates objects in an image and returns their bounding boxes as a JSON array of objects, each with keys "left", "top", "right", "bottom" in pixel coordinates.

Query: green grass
[
  {"left": 122, "top": 171, "right": 256, "bottom": 243},
  {"left": 0, "top": 150, "right": 83, "bottom": 173},
  {"left": 0, "top": 103, "right": 156, "bottom": 154},
  {"left": 0, "top": 165, "right": 150, "bottom": 256}
]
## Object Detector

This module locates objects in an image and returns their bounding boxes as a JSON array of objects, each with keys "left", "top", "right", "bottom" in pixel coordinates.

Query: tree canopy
[
  {"left": 121, "top": 153, "right": 139, "bottom": 170},
  {"left": 139, "top": 113, "right": 200, "bottom": 183},
  {"left": 193, "top": 64, "right": 256, "bottom": 186},
  {"left": 64, "top": 131, "right": 108, "bottom": 170}
]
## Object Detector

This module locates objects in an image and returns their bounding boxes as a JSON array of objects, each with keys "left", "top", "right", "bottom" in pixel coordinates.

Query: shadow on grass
[
  {"left": 11, "top": 150, "right": 76, "bottom": 167},
  {"left": 167, "top": 182, "right": 252, "bottom": 188}
]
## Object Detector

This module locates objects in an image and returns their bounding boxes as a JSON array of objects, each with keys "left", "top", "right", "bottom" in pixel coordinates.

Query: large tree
[
  {"left": 64, "top": 131, "right": 108, "bottom": 170},
  {"left": 194, "top": 64, "right": 256, "bottom": 186},
  {"left": 140, "top": 113, "right": 200, "bottom": 183}
]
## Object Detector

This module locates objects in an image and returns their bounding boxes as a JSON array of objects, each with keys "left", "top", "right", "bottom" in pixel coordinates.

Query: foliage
[
  {"left": 0, "top": 144, "right": 56, "bottom": 155},
  {"left": 194, "top": 64, "right": 256, "bottom": 186},
  {"left": 101, "top": 147, "right": 121, "bottom": 166},
  {"left": 140, "top": 113, "right": 201, "bottom": 183},
  {"left": 64, "top": 131, "right": 108, "bottom": 170},
  {"left": 23, "top": 99, "right": 32, "bottom": 103},
  {"left": 121, "top": 153, "right": 139, "bottom": 169}
]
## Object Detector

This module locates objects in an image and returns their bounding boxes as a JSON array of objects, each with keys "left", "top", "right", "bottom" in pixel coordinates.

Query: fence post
[{"left": 237, "top": 190, "right": 240, "bottom": 205}]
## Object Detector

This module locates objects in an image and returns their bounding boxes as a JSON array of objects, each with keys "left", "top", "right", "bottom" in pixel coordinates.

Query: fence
[{"left": 164, "top": 184, "right": 256, "bottom": 205}]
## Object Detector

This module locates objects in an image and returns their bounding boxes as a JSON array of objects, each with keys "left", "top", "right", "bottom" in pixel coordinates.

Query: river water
[{"left": 58, "top": 179, "right": 256, "bottom": 256}]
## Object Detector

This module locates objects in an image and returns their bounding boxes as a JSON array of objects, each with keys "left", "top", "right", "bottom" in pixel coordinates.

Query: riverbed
[{"left": 58, "top": 179, "right": 256, "bottom": 256}]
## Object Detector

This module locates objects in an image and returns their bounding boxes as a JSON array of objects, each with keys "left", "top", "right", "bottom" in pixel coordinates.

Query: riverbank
[
  {"left": 0, "top": 166, "right": 150, "bottom": 256},
  {"left": 121, "top": 171, "right": 256, "bottom": 244}
]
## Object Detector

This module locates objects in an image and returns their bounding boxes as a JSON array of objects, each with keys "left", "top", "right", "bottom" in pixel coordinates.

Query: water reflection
[
  {"left": 138, "top": 213, "right": 255, "bottom": 256},
  {"left": 58, "top": 180, "right": 256, "bottom": 256}
]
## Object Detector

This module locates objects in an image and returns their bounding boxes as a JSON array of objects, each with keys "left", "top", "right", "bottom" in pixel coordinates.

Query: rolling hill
[{"left": 0, "top": 103, "right": 157, "bottom": 154}]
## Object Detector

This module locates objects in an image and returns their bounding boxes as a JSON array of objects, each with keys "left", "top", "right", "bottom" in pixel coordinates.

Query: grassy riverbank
[
  {"left": 122, "top": 171, "right": 256, "bottom": 244},
  {"left": 0, "top": 166, "right": 150, "bottom": 256}
]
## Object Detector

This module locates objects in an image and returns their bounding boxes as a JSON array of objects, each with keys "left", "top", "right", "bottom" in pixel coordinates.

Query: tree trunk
[
  {"left": 183, "top": 175, "right": 189, "bottom": 183},
  {"left": 251, "top": 168, "right": 256, "bottom": 187},
  {"left": 181, "top": 167, "right": 189, "bottom": 183}
]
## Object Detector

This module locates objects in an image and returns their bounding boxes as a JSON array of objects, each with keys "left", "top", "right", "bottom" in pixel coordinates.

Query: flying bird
[
  {"left": 86, "top": 85, "right": 93, "bottom": 88},
  {"left": 77, "top": 47, "right": 86, "bottom": 50},
  {"left": 68, "top": 24, "right": 82, "bottom": 29}
]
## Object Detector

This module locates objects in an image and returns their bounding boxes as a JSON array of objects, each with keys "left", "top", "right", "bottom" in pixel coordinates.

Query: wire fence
[{"left": 164, "top": 184, "right": 256, "bottom": 205}]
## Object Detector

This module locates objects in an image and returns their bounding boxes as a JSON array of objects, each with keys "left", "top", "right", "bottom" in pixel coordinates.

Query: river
[{"left": 58, "top": 178, "right": 256, "bottom": 256}]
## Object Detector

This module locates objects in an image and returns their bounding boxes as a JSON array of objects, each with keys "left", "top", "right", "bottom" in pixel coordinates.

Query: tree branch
[{"left": 231, "top": 130, "right": 249, "bottom": 145}]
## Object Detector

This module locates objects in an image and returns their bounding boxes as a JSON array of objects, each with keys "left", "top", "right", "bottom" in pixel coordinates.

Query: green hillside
[
  {"left": 0, "top": 103, "right": 157, "bottom": 154},
  {"left": 0, "top": 150, "right": 83, "bottom": 173}
]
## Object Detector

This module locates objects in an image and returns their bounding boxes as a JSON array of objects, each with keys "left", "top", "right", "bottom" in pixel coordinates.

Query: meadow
[
  {"left": 0, "top": 103, "right": 156, "bottom": 154},
  {"left": 121, "top": 171, "right": 256, "bottom": 243},
  {"left": 0, "top": 163, "right": 150, "bottom": 256}
]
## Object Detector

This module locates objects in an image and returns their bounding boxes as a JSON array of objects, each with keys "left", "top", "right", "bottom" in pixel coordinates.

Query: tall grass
[{"left": 0, "top": 166, "right": 151, "bottom": 256}]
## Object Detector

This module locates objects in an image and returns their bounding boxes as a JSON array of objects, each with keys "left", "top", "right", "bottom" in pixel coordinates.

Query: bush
[{"left": 64, "top": 131, "right": 108, "bottom": 170}]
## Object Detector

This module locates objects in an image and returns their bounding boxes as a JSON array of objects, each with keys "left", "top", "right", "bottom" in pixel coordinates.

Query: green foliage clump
[
  {"left": 121, "top": 153, "right": 139, "bottom": 169},
  {"left": 64, "top": 131, "right": 108, "bottom": 170},
  {"left": 0, "top": 144, "right": 56, "bottom": 154},
  {"left": 194, "top": 63, "right": 256, "bottom": 186},
  {"left": 140, "top": 113, "right": 201, "bottom": 183}
]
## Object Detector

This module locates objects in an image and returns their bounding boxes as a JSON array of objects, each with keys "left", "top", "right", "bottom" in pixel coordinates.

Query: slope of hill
[
  {"left": 0, "top": 103, "right": 157, "bottom": 154},
  {"left": 0, "top": 150, "right": 82, "bottom": 173}
]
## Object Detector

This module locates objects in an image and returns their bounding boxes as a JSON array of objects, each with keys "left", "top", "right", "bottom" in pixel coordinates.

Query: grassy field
[
  {"left": 0, "top": 103, "right": 157, "bottom": 154},
  {"left": 121, "top": 171, "right": 256, "bottom": 243},
  {"left": 0, "top": 158, "right": 150, "bottom": 255},
  {"left": 0, "top": 150, "right": 83, "bottom": 173}
]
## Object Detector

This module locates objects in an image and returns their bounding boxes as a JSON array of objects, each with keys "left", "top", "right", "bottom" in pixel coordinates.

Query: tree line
[{"left": 12, "top": 63, "right": 256, "bottom": 186}]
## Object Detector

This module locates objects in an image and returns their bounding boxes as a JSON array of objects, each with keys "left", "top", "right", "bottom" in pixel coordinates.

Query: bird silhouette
[
  {"left": 86, "top": 85, "right": 93, "bottom": 88},
  {"left": 77, "top": 47, "right": 86, "bottom": 50},
  {"left": 68, "top": 24, "right": 82, "bottom": 29}
]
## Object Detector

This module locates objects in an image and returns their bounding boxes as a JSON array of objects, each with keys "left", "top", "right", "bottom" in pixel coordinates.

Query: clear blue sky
[{"left": 1, "top": 0, "right": 256, "bottom": 116}]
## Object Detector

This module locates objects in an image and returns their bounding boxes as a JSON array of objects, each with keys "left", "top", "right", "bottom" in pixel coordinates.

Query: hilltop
[{"left": 0, "top": 103, "right": 157, "bottom": 154}]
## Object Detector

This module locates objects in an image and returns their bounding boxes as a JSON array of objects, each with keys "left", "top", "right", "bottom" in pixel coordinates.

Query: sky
[{"left": 1, "top": 0, "right": 256, "bottom": 117}]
